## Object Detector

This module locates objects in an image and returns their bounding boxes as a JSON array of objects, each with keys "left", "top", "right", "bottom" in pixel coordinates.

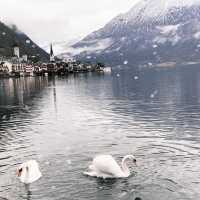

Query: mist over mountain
[
  {"left": 0, "top": 21, "right": 49, "bottom": 61},
  {"left": 63, "top": 0, "right": 200, "bottom": 67}
]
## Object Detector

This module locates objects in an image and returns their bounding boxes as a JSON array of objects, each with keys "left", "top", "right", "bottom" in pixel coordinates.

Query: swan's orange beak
[{"left": 17, "top": 168, "right": 22, "bottom": 177}]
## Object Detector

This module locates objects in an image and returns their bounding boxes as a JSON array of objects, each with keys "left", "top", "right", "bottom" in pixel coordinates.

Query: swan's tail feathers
[
  {"left": 89, "top": 165, "right": 95, "bottom": 171},
  {"left": 83, "top": 170, "right": 97, "bottom": 177}
]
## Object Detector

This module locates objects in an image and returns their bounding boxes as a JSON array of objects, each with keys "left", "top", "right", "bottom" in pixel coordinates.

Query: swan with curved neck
[
  {"left": 84, "top": 154, "right": 137, "bottom": 178},
  {"left": 17, "top": 160, "right": 42, "bottom": 184}
]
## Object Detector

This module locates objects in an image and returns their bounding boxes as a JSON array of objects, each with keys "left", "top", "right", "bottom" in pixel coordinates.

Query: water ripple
[{"left": 0, "top": 70, "right": 200, "bottom": 199}]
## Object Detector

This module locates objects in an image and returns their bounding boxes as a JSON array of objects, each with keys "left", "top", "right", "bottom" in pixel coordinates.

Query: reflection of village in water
[
  {"left": 0, "top": 76, "right": 49, "bottom": 120},
  {"left": 0, "top": 43, "right": 107, "bottom": 78}
]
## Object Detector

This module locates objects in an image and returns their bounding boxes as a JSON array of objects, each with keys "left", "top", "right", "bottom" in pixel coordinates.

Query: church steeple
[
  {"left": 13, "top": 42, "right": 20, "bottom": 58},
  {"left": 50, "top": 43, "right": 55, "bottom": 62}
]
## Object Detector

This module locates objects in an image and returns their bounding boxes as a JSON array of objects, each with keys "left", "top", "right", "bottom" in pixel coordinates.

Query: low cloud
[{"left": 0, "top": 0, "right": 137, "bottom": 46}]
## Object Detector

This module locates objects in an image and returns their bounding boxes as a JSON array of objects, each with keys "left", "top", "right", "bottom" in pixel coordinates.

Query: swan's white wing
[
  {"left": 92, "top": 155, "right": 123, "bottom": 177},
  {"left": 27, "top": 160, "right": 42, "bottom": 183}
]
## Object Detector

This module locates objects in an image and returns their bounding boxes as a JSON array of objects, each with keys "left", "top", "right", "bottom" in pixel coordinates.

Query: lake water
[{"left": 0, "top": 67, "right": 199, "bottom": 200}]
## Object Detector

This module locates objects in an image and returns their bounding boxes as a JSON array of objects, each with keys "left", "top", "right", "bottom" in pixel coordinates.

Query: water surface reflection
[{"left": 0, "top": 68, "right": 199, "bottom": 200}]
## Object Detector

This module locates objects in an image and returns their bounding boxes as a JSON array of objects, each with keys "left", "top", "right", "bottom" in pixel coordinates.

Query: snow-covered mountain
[
  {"left": 63, "top": 0, "right": 200, "bottom": 67},
  {"left": 0, "top": 22, "right": 49, "bottom": 61}
]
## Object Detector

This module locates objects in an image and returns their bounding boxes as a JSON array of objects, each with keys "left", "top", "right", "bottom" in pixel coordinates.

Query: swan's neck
[
  {"left": 22, "top": 169, "right": 29, "bottom": 179},
  {"left": 121, "top": 156, "right": 130, "bottom": 177},
  {"left": 20, "top": 166, "right": 30, "bottom": 182}
]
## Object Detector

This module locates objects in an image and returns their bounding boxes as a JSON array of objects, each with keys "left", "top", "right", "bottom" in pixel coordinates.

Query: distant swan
[
  {"left": 17, "top": 160, "right": 42, "bottom": 184},
  {"left": 84, "top": 155, "right": 137, "bottom": 178}
]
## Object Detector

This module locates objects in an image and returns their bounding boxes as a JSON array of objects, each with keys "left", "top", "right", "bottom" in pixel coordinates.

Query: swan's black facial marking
[
  {"left": 133, "top": 159, "right": 137, "bottom": 163},
  {"left": 17, "top": 168, "right": 23, "bottom": 177}
]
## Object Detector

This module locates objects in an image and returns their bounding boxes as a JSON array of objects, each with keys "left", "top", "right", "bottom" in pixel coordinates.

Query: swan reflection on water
[
  {"left": 95, "top": 177, "right": 143, "bottom": 200},
  {"left": 24, "top": 185, "right": 32, "bottom": 200},
  {"left": 96, "top": 177, "right": 118, "bottom": 187},
  {"left": 0, "top": 197, "right": 9, "bottom": 200}
]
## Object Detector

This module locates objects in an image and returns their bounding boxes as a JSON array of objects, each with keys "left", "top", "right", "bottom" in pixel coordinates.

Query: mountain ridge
[
  {"left": 64, "top": 0, "right": 200, "bottom": 67},
  {"left": 0, "top": 21, "right": 49, "bottom": 62}
]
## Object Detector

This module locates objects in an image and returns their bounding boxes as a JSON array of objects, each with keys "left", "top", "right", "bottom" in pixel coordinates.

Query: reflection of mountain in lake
[{"left": 111, "top": 67, "right": 200, "bottom": 142}]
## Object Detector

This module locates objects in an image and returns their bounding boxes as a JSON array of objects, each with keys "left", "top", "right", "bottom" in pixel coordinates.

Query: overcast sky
[{"left": 0, "top": 0, "right": 139, "bottom": 47}]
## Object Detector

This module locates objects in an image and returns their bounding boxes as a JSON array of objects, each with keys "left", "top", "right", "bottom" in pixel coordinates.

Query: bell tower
[
  {"left": 50, "top": 43, "right": 55, "bottom": 62},
  {"left": 13, "top": 43, "right": 20, "bottom": 58}
]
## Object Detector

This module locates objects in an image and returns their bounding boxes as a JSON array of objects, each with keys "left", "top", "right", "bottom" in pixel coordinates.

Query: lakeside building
[{"left": 0, "top": 43, "right": 106, "bottom": 77}]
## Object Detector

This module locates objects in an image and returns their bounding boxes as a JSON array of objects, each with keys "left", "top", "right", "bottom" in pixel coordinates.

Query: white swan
[
  {"left": 84, "top": 155, "right": 137, "bottom": 178},
  {"left": 17, "top": 160, "right": 42, "bottom": 184}
]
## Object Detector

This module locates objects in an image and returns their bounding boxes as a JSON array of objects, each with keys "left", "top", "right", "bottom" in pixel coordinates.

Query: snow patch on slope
[
  {"left": 126, "top": 0, "right": 200, "bottom": 23},
  {"left": 194, "top": 31, "right": 200, "bottom": 39},
  {"left": 154, "top": 24, "right": 181, "bottom": 45},
  {"left": 153, "top": 35, "right": 181, "bottom": 45},
  {"left": 157, "top": 24, "right": 180, "bottom": 35}
]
